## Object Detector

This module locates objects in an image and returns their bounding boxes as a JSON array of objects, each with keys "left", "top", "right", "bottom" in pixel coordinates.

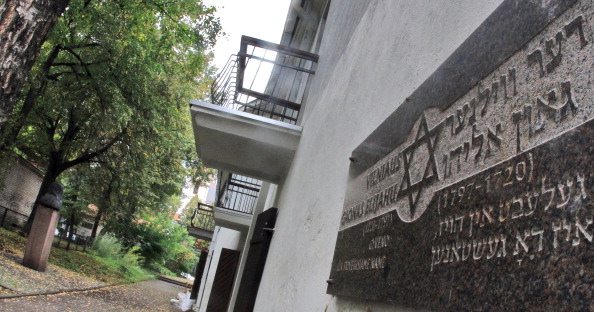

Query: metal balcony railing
[
  {"left": 216, "top": 173, "right": 262, "bottom": 215},
  {"left": 210, "top": 36, "right": 319, "bottom": 125},
  {"left": 189, "top": 203, "right": 215, "bottom": 232}
]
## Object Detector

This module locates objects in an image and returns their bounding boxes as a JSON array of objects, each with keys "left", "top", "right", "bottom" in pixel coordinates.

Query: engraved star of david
[{"left": 398, "top": 113, "right": 444, "bottom": 217}]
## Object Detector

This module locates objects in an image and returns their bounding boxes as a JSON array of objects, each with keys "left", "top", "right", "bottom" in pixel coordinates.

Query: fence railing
[
  {"left": 209, "top": 36, "right": 319, "bottom": 125},
  {"left": 0, "top": 206, "right": 29, "bottom": 231},
  {"left": 54, "top": 228, "right": 94, "bottom": 252},
  {"left": 190, "top": 203, "right": 216, "bottom": 231},
  {"left": 0, "top": 206, "right": 94, "bottom": 251},
  {"left": 216, "top": 173, "right": 261, "bottom": 215},
  {"left": 211, "top": 54, "right": 238, "bottom": 106}
]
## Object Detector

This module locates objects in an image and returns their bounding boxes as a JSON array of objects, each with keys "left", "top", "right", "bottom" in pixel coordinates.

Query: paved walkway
[
  {"left": 0, "top": 280, "right": 187, "bottom": 312},
  {"left": 0, "top": 252, "right": 105, "bottom": 296}
]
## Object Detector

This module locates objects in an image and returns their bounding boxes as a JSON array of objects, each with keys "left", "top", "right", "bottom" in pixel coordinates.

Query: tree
[
  {"left": 58, "top": 169, "right": 90, "bottom": 250},
  {"left": 106, "top": 210, "right": 199, "bottom": 274},
  {"left": 4, "top": 0, "right": 221, "bottom": 231},
  {"left": 0, "top": 0, "right": 70, "bottom": 137}
]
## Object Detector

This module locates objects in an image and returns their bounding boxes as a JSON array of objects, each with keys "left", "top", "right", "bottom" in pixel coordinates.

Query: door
[
  {"left": 206, "top": 248, "right": 241, "bottom": 312},
  {"left": 233, "top": 207, "right": 278, "bottom": 312}
]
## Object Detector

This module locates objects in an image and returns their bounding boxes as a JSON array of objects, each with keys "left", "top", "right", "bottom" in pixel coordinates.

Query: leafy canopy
[
  {"left": 4, "top": 0, "right": 220, "bottom": 200},
  {"left": 3, "top": 0, "right": 221, "bottom": 247}
]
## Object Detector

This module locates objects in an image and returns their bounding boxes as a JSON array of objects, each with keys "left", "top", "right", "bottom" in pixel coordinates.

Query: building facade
[
  {"left": 190, "top": 0, "right": 594, "bottom": 311},
  {"left": 0, "top": 153, "right": 43, "bottom": 230}
]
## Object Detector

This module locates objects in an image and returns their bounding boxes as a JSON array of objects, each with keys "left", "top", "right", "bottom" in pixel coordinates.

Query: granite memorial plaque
[{"left": 328, "top": 0, "right": 594, "bottom": 310}]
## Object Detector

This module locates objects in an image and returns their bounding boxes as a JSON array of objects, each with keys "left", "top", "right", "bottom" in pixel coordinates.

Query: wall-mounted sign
[{"left": 328, "top": 0, "right": 594, "bottom": 310}]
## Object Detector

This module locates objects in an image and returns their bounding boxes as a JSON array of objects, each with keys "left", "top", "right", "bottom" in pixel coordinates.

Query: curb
[
  {"left": 157, "top": 275, "right": 193, "bottom": 288},
  {"left": 0, "top": 282, "right": 126, "bottom": 300}
]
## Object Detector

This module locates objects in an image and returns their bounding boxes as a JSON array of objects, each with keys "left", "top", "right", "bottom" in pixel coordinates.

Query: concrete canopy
[
  {"left": 186, "top": 226, "right": 214, "bottom": 241},
  {"left": 189, "top": 100, "right": 302, "bottom": 184},
  {"left": 212, "top": 207, "right": 252, "bottom": 232}
]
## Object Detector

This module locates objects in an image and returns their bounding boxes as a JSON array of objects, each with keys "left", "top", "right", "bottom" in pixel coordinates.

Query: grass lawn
[{"left": 0, "top": 228, "right": 153, "bottom": 286}]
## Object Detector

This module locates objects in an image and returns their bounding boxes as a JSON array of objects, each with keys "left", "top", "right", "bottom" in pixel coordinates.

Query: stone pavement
[
  {"left": 0, "top": 252, "right": 106, "bottom": 296},
  {"left": 0, "top": 243, "right": 192, "bottom": 311},
  {"left": 0, "top": 280, "right": 187, "bottom": 312}
]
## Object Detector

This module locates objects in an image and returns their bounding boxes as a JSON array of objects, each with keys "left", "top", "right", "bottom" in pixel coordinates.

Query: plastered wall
[
  {"left": 254, "top": 0, "right": 504, "bottom": 311},
  {"left": 198, "top": 226, "right": 242, "bottom": 312},
  {"left": 0, "top": 154, "right": 43, "bottom": 227}
]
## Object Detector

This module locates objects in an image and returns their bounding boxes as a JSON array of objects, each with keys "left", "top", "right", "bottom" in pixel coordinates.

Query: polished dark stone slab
[
  {"left": 328, "top": 0, "right": 594, "bottom": 310},
  {"left": 330, "top": 116, "right": 594, "bottom": 310},
  {"left": 350, "top": 0, "right": 577, "bottom": 177}
]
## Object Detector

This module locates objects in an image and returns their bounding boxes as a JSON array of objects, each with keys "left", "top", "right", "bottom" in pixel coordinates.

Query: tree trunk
[
  {"left": 91, "top": 172, "right": 115, "bottom": 239},
  {"left": 0, "top": 0, "right": 69, "bottom": 136},
  {"left": 66, "top": 211, "right": 75, "bottom": 250},
  {"left": 90, "top": 208, "right": 103, "bottom": 239},
  {"left": 60, "top": 221, "right": 69, "bottom": 247},
  {"left": 0, "top": 44, "right": 62, "bottom": 153},
  {"left": 24, "top": 152, "right": 62, "bottom": 233}
]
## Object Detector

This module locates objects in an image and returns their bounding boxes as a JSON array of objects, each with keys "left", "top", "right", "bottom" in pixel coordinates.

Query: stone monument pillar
[{"left": 22, "top": 182, "right": 63, "bottom": 272}]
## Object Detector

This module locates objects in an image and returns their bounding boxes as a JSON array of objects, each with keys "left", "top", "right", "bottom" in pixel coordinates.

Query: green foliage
[
  {"left": 0, "top": 0, "right": 221, "bottom": 252},
  {"left": 180, "top": 194, "right": 200, "bottom": 223},
  {"left": 108, "top": 212, "right": 198, "bottom": 275},
  {"left": 0, "top": 0, "right": 218, "bottom": 279},
  {"left": 0, "top": 228, "right": 149, "bottom": 284},
  {"left": 58, "top": 168, "right": 93, "bottom": 231},
  {"left": 2, "top": 0, "right": 222, "bottom": 214},
  {"left": 121, "top": 246, "right": 144, "bottom": 271},
  {"left": 89, "top": 235, "right": 150, "bottom": 282},
  {"left": 89, "top": 235, "right": 124, "bottom": 259}
]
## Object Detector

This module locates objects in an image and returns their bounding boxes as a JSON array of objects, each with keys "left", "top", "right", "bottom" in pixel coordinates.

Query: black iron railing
[
  {"left": 216, "top": 173, "right": 261, "bottom": 215},
  {"left": 210, "top": 36, "right": 319, "bottom": 124},
  {"left": 190, "top": 203, "right": 215, "bottom": 231},
  {"left": 211, "top": 54, "right": 238, "bottom": 107},
  {"left": 0, "top": 206, "right": 29, "bottom": 230}
]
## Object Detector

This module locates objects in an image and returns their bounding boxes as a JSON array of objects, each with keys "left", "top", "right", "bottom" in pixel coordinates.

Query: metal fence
[
  {"left": 190, "top": 203, "right": 216, "bottom": 231},
  {"left": 210, "top": 36, "right": 319, "bottom": 124},
  {"left": 217, "top": 173, "right": 261, "bottom": 215},
  {"left": 54, "top": 227, "right": 94, "bottom": 252},
  {"left": 0, "top": 206, "right": 29, "bottom": 231},
  {"left": 0, "top": 205, "right": 94, "bottom": 251}
]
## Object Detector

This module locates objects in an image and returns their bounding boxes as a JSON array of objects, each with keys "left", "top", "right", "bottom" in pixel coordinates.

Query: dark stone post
[{"left": 22, "top": 182, "right": 63, "bottom": 272}]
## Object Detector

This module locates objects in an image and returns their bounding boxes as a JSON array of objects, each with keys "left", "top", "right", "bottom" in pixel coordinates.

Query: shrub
[
  {"left": 90, "top": 235, "right": 123, "bottom": 258},
  {"left": 90, "top": 235, "right": 151, "bottom": 282},
  {"left": 109, "top": 213, "right": 199, "bottom": 276}
]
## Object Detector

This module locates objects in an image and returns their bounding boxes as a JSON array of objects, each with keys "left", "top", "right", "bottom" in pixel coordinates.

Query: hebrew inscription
[
  {"left": 330, "top": 1, "right": 594, "bottom": 310},
  {"left": 340, "top": 11, "right": 592, "bottom": 228}
]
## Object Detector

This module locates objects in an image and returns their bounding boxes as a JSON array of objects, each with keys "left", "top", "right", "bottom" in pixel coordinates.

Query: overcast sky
[{"left": 203, "top": 0, "right": 292, "bottom": 71}]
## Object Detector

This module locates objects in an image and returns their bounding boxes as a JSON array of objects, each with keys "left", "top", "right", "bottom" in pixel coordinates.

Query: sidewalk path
[
  {"left": 0, "top": 253, "right": 105, "bottom": 296},
  {"left": 0, "top": 280, "right": 186, "bottom": 312}
]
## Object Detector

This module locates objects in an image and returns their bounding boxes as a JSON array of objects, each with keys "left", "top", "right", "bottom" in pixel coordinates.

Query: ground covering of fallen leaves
[
  {"left": 0, "top": 280, "right": 185, "bottom": 311},
  {"left": 0, "top": 229, "right": 135, "bottom": 296}
]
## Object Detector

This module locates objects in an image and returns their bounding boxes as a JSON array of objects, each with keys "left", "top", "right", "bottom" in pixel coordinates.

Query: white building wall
[
  {"left": 197, "top": 226, "right": 242, "bottom": 312},
  {"left": 197, "top": 181, "right": 217, "bottom": 205},
  {"left": 255, "top": 1, "right": 504, "bottom": 311}
]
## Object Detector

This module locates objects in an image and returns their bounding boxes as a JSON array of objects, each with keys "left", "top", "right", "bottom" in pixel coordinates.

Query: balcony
[
  {"left": 186, "top": 203, "right": 215, "bottom": 241},
  {"left": 212, "top": 173, "right": 261, "bottom": 231},
  {"left": 190, "top": 36, "right": 318, "bottom": 183},
  {"left": 211, "top": 36, "right": 319, "bottom": 124}
]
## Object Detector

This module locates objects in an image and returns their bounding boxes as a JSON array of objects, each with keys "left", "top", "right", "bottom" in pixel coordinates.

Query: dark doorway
[
  {"left": 233, "top": 208, "right": 278, "bottom": 312},
  {"left": 206, "top": 248, "right": 241, "bottom": 312}
]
